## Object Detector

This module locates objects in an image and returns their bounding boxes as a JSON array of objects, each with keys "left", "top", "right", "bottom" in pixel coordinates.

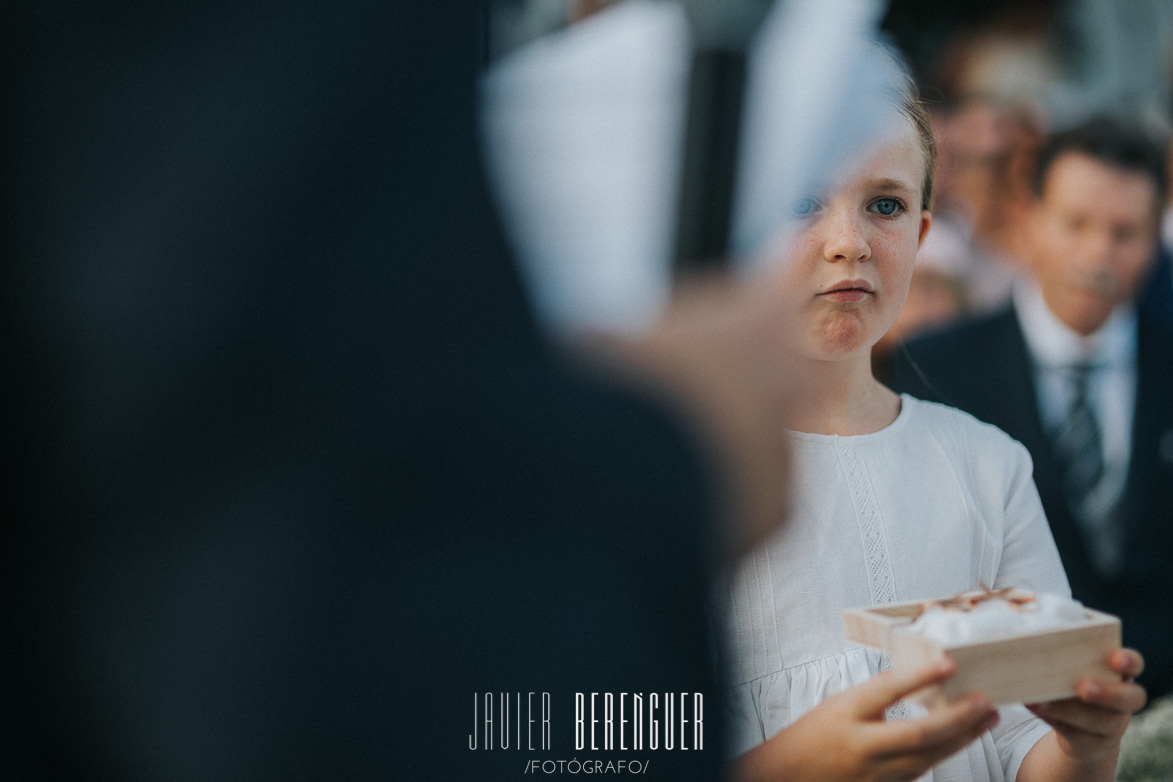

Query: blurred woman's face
[{"left": 769, "top": 125, "right": 932, "bottom": 363}]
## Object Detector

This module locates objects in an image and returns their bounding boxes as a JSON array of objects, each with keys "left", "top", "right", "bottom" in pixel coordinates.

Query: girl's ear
[{"left": 917, "top": 210, "right": 933, "bottom": 248}]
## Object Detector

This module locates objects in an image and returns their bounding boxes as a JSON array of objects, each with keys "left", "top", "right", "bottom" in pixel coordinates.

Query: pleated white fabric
[{"left": 720, "top": 395, "right": 1069, "bottom": 781}]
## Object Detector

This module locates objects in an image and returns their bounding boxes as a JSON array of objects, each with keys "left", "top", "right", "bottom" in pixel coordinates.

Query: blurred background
[
  {"left": 490, "top": 0, "right": 1173, "bottom": 119},
  {"left": 485, "top": 0, "right": 1173, "bottom": 353}
]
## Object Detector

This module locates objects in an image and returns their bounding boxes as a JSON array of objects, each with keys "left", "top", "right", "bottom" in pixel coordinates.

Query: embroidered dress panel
[
  {"left": 835, "top": 437, "right": 909, "bottom": 721},
  {"left": 836, "top": 437, "right": 897, "bottom": 607}
]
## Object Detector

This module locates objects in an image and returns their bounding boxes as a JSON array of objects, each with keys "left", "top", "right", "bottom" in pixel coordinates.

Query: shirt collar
[{"left": 1012, "top": 279, "right": 1137, "bottom": 369}]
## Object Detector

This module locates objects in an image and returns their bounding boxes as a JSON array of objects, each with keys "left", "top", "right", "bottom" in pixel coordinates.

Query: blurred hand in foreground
[{"left": 574, "top": 273, "right": 797, "bottom": 562}]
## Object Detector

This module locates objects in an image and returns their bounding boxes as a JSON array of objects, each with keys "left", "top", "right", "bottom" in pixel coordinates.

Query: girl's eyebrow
[{"left": 866, "top": 177, "right": 916, "bottom": 193}]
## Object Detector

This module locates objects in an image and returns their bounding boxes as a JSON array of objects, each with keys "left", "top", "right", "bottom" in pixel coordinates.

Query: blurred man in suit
[{"left": 892, "top": 116, "right": 1173, "bottom": 702}]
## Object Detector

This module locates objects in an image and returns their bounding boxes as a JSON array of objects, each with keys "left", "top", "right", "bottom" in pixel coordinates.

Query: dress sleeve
[
  {"left": 991, "top": 703, "right": 1053, "bottom": 782},
  {"left": 992, "top": 439, "right": 1071, "bottom": 598},
  {"left": 990, "top": 438, "right": 1072, "bottom": 780}
]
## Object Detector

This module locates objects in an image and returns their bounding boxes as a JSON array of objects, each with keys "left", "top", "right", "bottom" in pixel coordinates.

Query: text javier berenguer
[{"left": 468, "top": 692, "right": 703, "bottom": 752}]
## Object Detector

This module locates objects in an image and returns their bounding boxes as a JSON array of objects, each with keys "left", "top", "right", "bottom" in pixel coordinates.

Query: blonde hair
[{"left": 895, "top": 73, "right": 936, "bottom": 211}]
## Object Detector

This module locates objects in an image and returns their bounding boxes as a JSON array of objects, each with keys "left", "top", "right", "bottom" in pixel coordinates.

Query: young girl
[{"left": 723, "top": 83, "right": 1145, "bottom": 782}]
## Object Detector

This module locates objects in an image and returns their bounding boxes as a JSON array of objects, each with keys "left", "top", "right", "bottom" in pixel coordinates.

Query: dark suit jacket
[
  {"left": 890, "top": 305, "right": 1173, "bottom": 702},
  {"left": 1141, "top": 243, "right": 1173, "bottom": 328}
]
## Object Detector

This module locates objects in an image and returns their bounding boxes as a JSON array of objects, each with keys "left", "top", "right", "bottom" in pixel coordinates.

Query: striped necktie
[{"left": 1052, "top": 364, "right": 1104, "bottom": 511}]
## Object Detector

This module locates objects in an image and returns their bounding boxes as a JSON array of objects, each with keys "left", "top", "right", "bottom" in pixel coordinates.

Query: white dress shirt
[{"left": 1013, "top": 281, "right": 1136, "bottom": 574}]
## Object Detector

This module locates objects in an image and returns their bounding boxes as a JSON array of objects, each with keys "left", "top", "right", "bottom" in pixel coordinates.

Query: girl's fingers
[
  {"left": 1109, "top": 648, "right": 1145, "bottom": 680},
  {"left": 1026, "top": 684, "right": 1143, "bottom": 739},
  {"left": 1027, "top": 700, "right": 1104, "bottom": 737},
  {"left": 1075, "top": 677, "right": 1147, "bottom": 714},
  {"left": 875, "top": 694, "right": 997, "bottom": 759},
  {"left": 850, "top": 659, "right": 957, "bottom": 718}
]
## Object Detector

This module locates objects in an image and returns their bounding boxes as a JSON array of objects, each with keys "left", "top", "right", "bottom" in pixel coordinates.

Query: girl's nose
[{"left": 822, "top": 207, "right": 870, "bottom": 264}]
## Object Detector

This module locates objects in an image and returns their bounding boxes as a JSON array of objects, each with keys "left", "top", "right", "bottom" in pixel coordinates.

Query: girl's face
[{"left": 770, "top": 124, "right": 932, "bottom": 363}]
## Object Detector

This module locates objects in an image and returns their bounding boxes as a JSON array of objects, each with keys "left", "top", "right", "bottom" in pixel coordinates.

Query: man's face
[{"left": 1028, "top": 151, "right": 1160, "bottom": 336}]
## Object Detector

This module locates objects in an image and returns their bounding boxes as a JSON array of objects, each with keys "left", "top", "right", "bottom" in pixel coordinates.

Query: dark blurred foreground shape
[{"left": 1, "top": 2, "right": 728, "bottom": 779}]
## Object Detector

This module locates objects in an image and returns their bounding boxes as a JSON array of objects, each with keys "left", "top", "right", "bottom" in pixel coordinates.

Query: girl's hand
[
  {"left": 1022, "top": 647, "right": 1146, "bottom": 776},
  {"left": 735, "top": 658, "right": 998, "bottom": 782}
]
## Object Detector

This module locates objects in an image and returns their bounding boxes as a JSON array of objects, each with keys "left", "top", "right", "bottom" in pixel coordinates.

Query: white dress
[{"left": 721, "top": 394, "right": 1070, "bottom": 782}]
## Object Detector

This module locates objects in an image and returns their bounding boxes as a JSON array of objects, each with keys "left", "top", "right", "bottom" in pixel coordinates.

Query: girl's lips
[
  {"left": 819, "top": 280, "right": 874, "bottom": 302},
  {"left": 821, "top": 289, "right": 869, "bottom": 302}
]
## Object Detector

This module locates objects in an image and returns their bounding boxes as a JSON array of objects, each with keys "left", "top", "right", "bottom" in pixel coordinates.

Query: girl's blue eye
[
  {"left": 869, "top": 198, "right": 902, "bottom": 216},
  {"left": 791, "top": 197, "right": 820, "bottom": 216}
]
